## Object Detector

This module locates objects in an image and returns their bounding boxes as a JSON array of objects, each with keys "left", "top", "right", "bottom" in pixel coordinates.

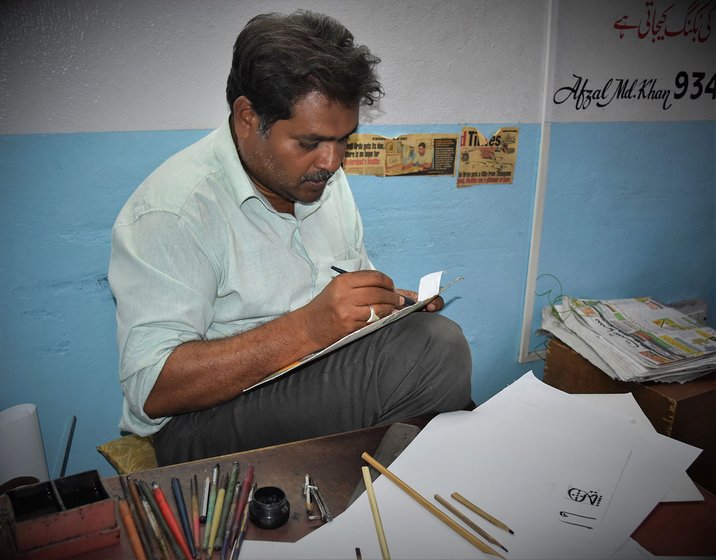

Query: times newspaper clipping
[
  {"left": 344, "top": 133, "right": 458, "bottom": 177},
  {"left": 457, "top": 126, "right": 519, "bottom": 187}
]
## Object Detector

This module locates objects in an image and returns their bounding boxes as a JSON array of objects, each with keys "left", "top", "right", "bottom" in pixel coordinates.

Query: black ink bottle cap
[{"left": 249, "top": 486, "right": 290, "bottom": 529}]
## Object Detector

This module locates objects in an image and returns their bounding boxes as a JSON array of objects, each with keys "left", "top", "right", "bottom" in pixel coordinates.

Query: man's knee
[
  {"left": 425, "top": 314, "right": 473, "bottom": 405},
  {"left": 415, "top": 313, "right": 471, "bottom": 370},
  {"left": 390, "top": 313, "right": 473, "bottom": 411}
]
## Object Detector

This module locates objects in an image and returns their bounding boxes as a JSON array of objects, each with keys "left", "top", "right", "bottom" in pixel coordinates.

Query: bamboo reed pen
[
  {"left": 361, "top": 453, "right": 505, "bottom": 559},
  {"left": 361, "top": 466, "right": 390, "bottom": 560},
  {"left": 138, "top": 479, "right": 186, "bottom": 560},
  {"left": 141, "top": 492, "right": 171, "bottom": 560},
  {"left": 121, "top": 476, "right": 154, "bottom": 560},
  {"left": 434, "top": 494, "right": 507, "bottom": 553},
  {"left": 451, "top": 492, "right": 514, "bottom": 534},
  {"left": 119, "top": 498, "right": 147, "bottom": 560},
  {"left": 127, "top": 478, "right": 160, "bottom": 560}
]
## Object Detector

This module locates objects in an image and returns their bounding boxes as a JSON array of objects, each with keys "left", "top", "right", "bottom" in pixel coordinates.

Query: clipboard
[{"left": 244, "top": 272, "right": 463, "bottom": 392}]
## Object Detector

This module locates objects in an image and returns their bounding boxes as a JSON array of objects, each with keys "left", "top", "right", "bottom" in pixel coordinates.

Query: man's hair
[{"left": 226, "top": 10, "right": 383, "bottom": 133}]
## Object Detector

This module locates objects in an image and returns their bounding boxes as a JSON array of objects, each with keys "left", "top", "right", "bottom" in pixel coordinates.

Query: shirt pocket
[
  {"left": 332, "top": 257, "right": 362, "bottom": 272},
  {"left": 331, "top": 247, "right": 363, "bottom": 272}
]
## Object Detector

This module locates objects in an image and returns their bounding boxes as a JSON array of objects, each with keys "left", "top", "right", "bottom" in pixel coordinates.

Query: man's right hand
[{"left": 303, "top": 270, "right": 401, "bottom": 347}]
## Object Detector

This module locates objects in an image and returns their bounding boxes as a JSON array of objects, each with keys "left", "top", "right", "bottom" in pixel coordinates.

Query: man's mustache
[{"left": 301, "top": 170, "right": 334, "bottom": 183}]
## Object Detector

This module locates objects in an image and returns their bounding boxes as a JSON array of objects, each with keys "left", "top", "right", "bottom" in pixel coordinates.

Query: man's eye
[{"left": 299, "top": 141, "right": 318, "bottom": 151}]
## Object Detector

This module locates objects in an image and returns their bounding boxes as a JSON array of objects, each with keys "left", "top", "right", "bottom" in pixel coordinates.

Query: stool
[{"left": 97, "top": 434, "right": 158, "bottom": 475}]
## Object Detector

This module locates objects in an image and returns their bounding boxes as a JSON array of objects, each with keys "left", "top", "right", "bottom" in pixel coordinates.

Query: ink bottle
[{"left": 249, "top": 486, "right": 290, "bottom": 529}]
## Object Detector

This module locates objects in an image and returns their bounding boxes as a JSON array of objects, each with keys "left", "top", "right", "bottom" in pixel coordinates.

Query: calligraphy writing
[{"left": 613, "top": 0, "right": 714, "bottom": 43}]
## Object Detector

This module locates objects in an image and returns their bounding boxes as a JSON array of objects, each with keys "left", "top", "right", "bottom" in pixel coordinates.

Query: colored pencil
[
  {"left": 223, "top": 463, "right": 253, "bottom": 560},
  {"left": 208, "top": 473, "right": 228, "bottom": 557},
  {"left": 230, "top": 483, "right": 255, "bottom": 560},
  {"left": 214, "top": 462, "right": 240, "bottom": 550},
  {"left": 202, "top": 464, "right": 220, "bottom": 552},
  {"left": 191, "top": 475, "right": 201, "bottom": 553},
  {"left": 171, "top": 477, "right": 196, "bottom": 559},
  {"left": 220, "top": 482, "right": 241, "bottom": 560},
  {"left": 153, "top": 481, "right": 192, "bottom": 560}
]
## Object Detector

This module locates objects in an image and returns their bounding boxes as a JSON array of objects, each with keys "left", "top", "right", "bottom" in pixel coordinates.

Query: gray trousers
[{"left": 154, "top": 312, "right": 473, "bottom": 466}]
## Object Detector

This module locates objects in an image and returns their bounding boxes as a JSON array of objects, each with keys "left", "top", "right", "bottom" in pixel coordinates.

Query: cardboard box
[
  {"left": 3, "top": 470, "right": 119, "bottom": 560},
  {"left": 544, "top": 337, "right": 716, "bottom": 494}
]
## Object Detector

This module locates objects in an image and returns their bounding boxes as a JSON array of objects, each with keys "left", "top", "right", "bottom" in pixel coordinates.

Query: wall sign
[
  {"left": 613, "top": 0, "right": 714, "bottom": 43},
  {"left": 553, "top": 71, "right": 715, "bottom": 111}
]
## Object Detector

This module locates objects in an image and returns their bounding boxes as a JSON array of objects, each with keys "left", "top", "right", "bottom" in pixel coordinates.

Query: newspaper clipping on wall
[
  {"left": 457, "top": 126, "right": 519, "bottom": 187},
  {"left": 344, "top": 133, "right": 458, "bottom": 177}
]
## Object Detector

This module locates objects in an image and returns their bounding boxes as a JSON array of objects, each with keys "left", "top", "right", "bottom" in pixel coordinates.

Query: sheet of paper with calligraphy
[{"left": 242, "top": 372, "right": 700, "bottom": 559}]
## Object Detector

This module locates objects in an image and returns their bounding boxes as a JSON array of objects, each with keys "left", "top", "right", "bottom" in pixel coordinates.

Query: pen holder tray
[{"left": 2, "top": 470, "right": 118, "bottom": 560}]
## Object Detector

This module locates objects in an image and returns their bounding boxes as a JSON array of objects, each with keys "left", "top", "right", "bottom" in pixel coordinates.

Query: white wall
[
  {"left": 0, "top": 0, "right": 547, "bottom": 134},
  {"left": 551, "top": 1, "right": 715, "bottom": 122}
]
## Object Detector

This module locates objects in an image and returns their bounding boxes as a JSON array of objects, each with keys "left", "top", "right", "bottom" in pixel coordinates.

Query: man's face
[
  {"left": 233, "top": 91, "right": 359, "bottom": 213},
  {"left": 418, "top": 144, "right": 426, "bottom": 156}
]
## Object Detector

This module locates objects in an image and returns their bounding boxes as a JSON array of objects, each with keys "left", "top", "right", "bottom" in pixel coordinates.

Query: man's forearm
[
  {"left": 142, "top": 269, "right": 402, "bottom": 418},
  {"left": 143, "top": 306, "right": 319, "bottom": 418}
]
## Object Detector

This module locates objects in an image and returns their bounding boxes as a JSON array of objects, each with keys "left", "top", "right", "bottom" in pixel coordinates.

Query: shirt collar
[
  {"left": 213, "top": 117, "right": 258, "bottom": 206},
  {"left": 213, "top": 116, "right": 334, "bottom": 217}
]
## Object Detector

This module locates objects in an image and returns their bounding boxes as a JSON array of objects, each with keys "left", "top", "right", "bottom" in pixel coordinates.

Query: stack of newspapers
[{"left": 541, "top": 296, "right": 716, "bottom": 383}]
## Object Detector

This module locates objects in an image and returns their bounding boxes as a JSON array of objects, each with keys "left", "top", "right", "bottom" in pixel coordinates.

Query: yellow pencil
[
  {"left": 202, "top": 464, "right": 219, "bottom": 552},
  {"left": 208, "top": 473, "right": 228, "bottom": 557}
]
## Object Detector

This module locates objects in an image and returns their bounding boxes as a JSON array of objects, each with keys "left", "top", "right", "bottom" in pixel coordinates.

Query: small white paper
[{"left": 418, "top": 270, "right": 443, "bottom": 301}]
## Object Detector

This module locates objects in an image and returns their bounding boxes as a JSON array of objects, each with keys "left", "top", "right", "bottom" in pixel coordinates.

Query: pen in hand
[{"left": 330, "top": 266, "right": 417, "bottom": 306}]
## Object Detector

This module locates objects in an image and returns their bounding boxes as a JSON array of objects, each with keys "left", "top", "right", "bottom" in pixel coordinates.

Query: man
[
  {"left": 414, "top": 142, "right": 433, "bottom": 169},
  {"left": 109, "top": 10, "right": 472, "bottom": 466}
]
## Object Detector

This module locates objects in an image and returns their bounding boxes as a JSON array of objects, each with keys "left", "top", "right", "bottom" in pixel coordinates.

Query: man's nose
[{"left": 315, "top": 142, "right": 344, "bottom": 172}]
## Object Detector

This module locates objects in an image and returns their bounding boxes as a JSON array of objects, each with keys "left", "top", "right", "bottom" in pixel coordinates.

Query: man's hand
[
  {"left": 303, "top": 270, "right": 400, "bottom": 347},
  {"left": 395, "top": 288, "right": 444, "bottom": 312}
]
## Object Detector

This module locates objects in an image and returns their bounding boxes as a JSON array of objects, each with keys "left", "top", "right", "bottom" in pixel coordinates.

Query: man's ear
[{"left": 232, "top": 96, "right": 258, "bottom": 139}]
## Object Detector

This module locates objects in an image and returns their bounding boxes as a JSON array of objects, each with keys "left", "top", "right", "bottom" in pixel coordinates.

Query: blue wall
[
  {"left": 1, "top": 120, "right": 714, "bottom": 477},
  {"left": 530, "top": 121, "right": 716, "bottom": 349}
]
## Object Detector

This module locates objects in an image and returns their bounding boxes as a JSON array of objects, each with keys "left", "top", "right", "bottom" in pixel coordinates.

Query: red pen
[{"left": 152, "top": 482, "right": 193, "bottom": 560}]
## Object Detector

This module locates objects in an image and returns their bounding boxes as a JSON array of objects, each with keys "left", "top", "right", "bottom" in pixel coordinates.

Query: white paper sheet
[
  {"left": 242, "top": 372, "right": 701, "bottom": 559},
  {"left": 567, "top": 393, "right": 702, "bottom": 503}
]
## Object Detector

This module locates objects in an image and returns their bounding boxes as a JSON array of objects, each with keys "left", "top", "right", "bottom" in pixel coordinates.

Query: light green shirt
[{"left": 109, "top": 119, "right": 372, "bottom": 435}]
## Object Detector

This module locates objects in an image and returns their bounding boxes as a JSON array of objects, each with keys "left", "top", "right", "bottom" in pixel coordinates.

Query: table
[
  {"left": 85, "top": 420, "right": 424, "bottom": 559},
  {"left": 87, "top": 418, "right": 714, "bottom": 559}
]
